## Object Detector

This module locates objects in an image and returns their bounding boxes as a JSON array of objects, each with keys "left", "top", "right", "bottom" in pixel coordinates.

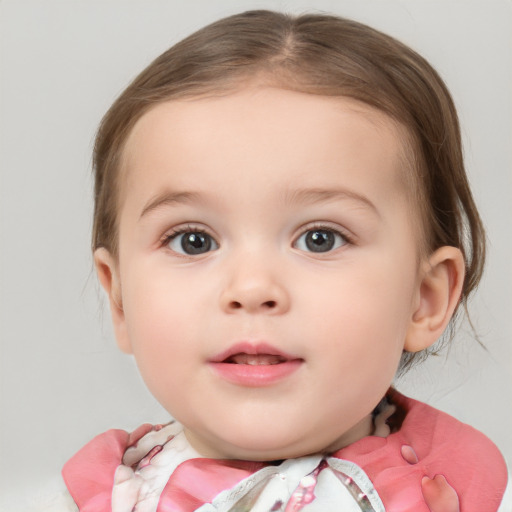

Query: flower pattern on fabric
[
  {"left": 112, "top": 422, "right": 202, "bottom": 512},
  {"left": 62, "top": 392, "right": 508, "bottom": 512},
  {"left": 110, "top": 423, "right": 384, "bottom": 512},
  {"left": 193, "top": 455, "right": 385, "bottom": 512}
]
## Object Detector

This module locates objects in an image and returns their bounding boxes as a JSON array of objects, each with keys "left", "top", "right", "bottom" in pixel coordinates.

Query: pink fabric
[
  {"left": 158, "top": 458, "right": 266, "bottom": 511},
  {"left": 62, "top": 424, "right": 154, "bottom": 511},
  {"left": 333, "top": 391, "right": 508, "bottom": 511},
  {"left": 62, "top": 393, "right": 508, "bottom": 511},
  {"left": 62, "top": 429, "right": 127, "bottom": 512}
]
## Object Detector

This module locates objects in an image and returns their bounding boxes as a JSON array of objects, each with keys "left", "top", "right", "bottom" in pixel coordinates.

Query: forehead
[
  {"left": 114, "top": 87, "right": 425, "bottom": 257},
  {"left": 120, "top": 88, "right": 410, "bottom": 199}
]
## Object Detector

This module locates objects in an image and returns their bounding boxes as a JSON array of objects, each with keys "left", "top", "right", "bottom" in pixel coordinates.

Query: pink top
[{"left": 62, "top": 392, "right": 508, "bottom": 511}]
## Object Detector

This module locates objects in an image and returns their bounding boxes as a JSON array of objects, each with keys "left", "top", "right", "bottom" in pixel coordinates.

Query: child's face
[{"left": 106, "top": 88, "right": 425, "bottom": 460}]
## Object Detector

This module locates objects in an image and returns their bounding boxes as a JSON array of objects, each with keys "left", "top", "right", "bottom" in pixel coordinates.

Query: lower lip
[{"left": 209, "top": 360, "right": 302, "bottom": 387}]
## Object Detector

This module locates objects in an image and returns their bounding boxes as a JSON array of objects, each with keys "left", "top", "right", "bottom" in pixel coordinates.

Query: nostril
[{"left": 225, "top": 299, "right": 279, "bottom": 311}]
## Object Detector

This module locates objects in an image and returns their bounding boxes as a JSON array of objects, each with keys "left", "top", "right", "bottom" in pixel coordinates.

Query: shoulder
[
  {"left": 394, "top": 391, "right": 506, "bottom": 475},
  {"left": 62, "top": 424, "right": 155, "bottom": 511},
  {"left": 380, "top": 391, "right": 508, "bottom": 510},
  {"left": 33, "top": 490, "right": 79, "bottom": 512},
  {"left": 336, "top": 391, "right": 507, "bottom": 511},
  {"left": 499, "top": 476, "right": 512, "bottom": 512}
]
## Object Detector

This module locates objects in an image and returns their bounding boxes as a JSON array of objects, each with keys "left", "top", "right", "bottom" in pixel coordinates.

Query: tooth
[{"left": 230, "top": 354, "right": 285, "bottom": 365}]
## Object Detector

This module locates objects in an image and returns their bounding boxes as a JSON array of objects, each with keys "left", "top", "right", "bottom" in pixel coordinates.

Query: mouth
[
  {"left": 210, "top": 342, "right": 299, "bottom": 364},
  {"left": 209, "top": 342, "right": 303, "bottom": 386},
  {"left": 223, "top": 353, "right": 288, "bottom": 365}
]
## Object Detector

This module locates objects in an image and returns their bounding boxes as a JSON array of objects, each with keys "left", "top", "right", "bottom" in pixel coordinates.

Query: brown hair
[{"left": 92, "top": 10, "right": 485, "bottom": 367}]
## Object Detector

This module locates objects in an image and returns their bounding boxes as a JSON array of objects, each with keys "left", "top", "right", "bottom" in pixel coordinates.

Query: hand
[
  {"left": 421, "top": 474, "right": 460, "bottom": 512},
  {"left": 401, "top": 445, "right": 460, "bottom": 512}
]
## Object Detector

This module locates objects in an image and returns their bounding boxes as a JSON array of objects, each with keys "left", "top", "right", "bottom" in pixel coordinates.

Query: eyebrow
[
  {"left": 139, "top": 190, "right": 201, "bottom": 219},
  {"left": 139, "top": 186, "right": 379, "bottom": 220},
  {"left": 284, "top": 187, "right": 380, "bottom": 216}
]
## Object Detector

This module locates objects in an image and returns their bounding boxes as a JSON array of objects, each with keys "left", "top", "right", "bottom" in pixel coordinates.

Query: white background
[{"left": 0, "top": 1, "right": 510, "bottom": 509}]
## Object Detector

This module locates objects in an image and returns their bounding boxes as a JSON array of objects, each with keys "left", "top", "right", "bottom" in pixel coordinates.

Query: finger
[{"left": 421, "top": 474, "right": 460, "bottom": 512}]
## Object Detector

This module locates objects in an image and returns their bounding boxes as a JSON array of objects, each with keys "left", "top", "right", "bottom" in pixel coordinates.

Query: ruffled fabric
[
  {"left": 333, "top": 390, "right": 508, "bottom": 510},
  {"left": 63, "top": 392, "right": 508, "bottom": 511},
  {"left": 63, "top": 428, "right": 128, "bottom": 512}
]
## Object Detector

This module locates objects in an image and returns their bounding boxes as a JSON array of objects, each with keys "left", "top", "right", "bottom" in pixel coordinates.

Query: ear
[
  {"left": 404, "top": 246, "right": 465, "bottom": 353},
  {"left": 94, "top": 247, "right": 133, "bottom": 354}
]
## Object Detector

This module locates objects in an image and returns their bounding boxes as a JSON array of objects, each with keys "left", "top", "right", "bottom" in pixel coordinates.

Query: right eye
[{"left": 165, "top": 230, "right": 219, "bottom": 256}]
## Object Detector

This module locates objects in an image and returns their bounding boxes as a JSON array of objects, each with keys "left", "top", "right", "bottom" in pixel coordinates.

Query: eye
[
  {"left": 166, "top": 229, "right": 219, "bottom": 256},
  {"left": 294, "top": 227, "right": 348, "bottom": 253}
]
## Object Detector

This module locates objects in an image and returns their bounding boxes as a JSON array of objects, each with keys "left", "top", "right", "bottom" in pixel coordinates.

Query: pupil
[
  {"left": 306, "top": 230, "right": 334, "bottom": 252},
  {"left": 182, "top": 233, "right": 211, "bottom": 254}
]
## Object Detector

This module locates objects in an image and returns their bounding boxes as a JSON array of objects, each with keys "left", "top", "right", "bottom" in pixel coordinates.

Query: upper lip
[{"left": 209, "top": 342, "right": 300, "bottom": 363}]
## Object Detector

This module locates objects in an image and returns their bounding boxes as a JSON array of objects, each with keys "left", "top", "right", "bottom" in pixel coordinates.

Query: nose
[{"left": 219, "top": 257, "right": 290, "bottom": 315}]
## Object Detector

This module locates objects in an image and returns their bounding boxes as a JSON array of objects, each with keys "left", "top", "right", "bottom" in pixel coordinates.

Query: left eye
[
  {"left": 294, "top": 228, "right": 347, "bottom": 253},
  {"left": 167, "top": 231, "right": 219, "bottom": 255}
]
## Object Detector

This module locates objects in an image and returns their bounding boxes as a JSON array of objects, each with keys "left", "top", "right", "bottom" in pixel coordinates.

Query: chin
[{"left": 216, "top": 431, "right": 322, "bottom": 461}]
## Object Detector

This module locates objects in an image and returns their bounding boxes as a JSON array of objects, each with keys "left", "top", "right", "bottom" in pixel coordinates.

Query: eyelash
[
  {"left": 160, "top": 225, "right": 218, "bottom": 256},
  {"left": 293, "top": 223, "right": 354, "bottom": 253},
  {"left": 160, "top": 223, "right": 354, "bottom": 256},
  {"left": 161, "top": 225, "right": 207, "bottom": 243}
]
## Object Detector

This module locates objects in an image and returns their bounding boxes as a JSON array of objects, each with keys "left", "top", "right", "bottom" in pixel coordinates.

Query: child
[{"left": 63, "top": 10, "right": 508, "bottom": 511}]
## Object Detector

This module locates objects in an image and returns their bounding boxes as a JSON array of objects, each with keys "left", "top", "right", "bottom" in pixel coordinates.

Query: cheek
[
  {"left": 123, "top": 261, "right": 198, "bottom": 329},
  {"left": 304, "top": 263, "right": 416, "bottom": 359},
  {"left": 121, "top": 273, "right": 196, "bottom": 373},
  {"left": 125, "top": 304, "right": 197, "bottom": 413}
]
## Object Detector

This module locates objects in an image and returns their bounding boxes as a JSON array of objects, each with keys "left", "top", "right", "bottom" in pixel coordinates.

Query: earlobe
[
  {"left": 404, "top": 246, "right": 465, "bottom": 353},
  {"left": 94, "top": 248, "right": 133, "bottom": 354}
]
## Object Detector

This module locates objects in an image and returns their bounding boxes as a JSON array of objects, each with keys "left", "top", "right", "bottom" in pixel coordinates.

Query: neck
[{"left": 322, "top": 414, "right": 374, "bottom": 454}]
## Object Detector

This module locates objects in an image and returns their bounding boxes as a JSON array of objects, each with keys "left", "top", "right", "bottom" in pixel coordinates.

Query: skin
[{"left": 96, "top": 87, "right": 464, "bottom": 461}]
